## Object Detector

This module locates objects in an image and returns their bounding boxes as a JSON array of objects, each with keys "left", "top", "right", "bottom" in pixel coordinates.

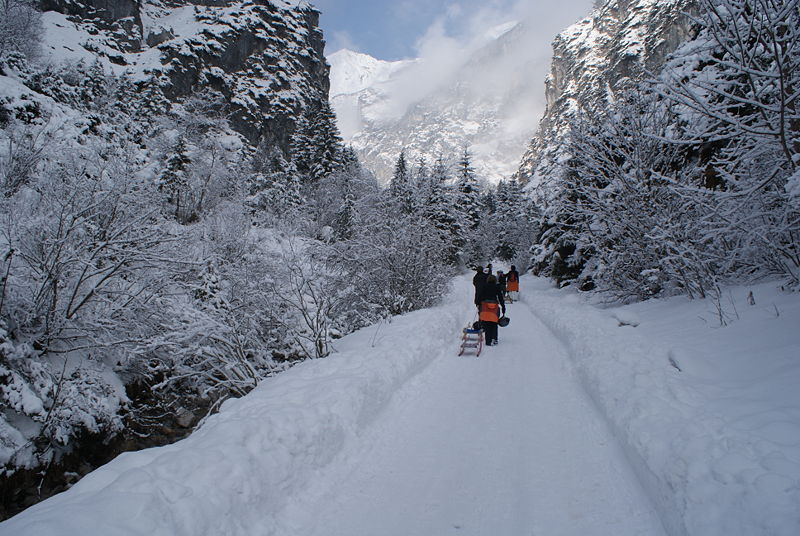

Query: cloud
[
  {"left": 325, "top": 29, "right": 361, "bottom": 55},
  {"left": 372, "top": 0, "right": 593, "bottom": 120}
]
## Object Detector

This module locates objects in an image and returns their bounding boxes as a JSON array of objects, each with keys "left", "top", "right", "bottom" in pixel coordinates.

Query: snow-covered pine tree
[
  {"left": 308, "top": 100, "right": 344, "bottom": 183},
  {"left": 423, "top": 156, "right": 464, "bottom": 265},
  {"left": 247, "top": 144, "right": 304, "bottom": 226},
  {"left": 80, "top": 60, "right": 109, "bottom": 109},
  {"left": 289, "top": 111, "right": 314, "bottom": 179},
  {"left": 453, "top": 147, "right": 485, "bottom": 264},
  {"left": 495, "top": 177, "right": 538, "bottom": 268},
  {"left": 136, "top": 73, "right": 172, "bottom": 121},
  {"left": 412, "top": 156, "right": 430, "bottom": 203},
  {"left": 389, "top": 150, "right": 415, "bottom": 214},
  {"left": 334, "top": 150, "right": 361, "bottom": 241},
  {"left": 454, "top": 147, "right": 483, "bottom": 231}
]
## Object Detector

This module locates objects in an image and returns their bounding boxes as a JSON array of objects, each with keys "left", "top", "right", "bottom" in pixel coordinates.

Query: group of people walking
[{"left": 472, "top": 264, "right": 520, "bottom": 346}]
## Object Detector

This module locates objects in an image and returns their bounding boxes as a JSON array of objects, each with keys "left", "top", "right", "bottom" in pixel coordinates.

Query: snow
[
  {"left": 1, "top": 274, "right": 798, "bottom": 535},
  {"left": 327, "top": 49, "right": 413, "bottom": 98},
  {"left": 525, "top": 278, "right": 800, "bottom": 535},
  {"left": 38, "top": 12, "right": 109, "bottom": 67}
]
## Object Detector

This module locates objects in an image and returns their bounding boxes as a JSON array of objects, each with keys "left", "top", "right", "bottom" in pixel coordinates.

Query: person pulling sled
[{"left": 476, "top": 274, "right": 505, "bottom": 346}]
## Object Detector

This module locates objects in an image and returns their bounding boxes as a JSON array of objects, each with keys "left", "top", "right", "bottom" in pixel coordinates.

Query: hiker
[
  {"left": 506, "top": 265, "right": 520, "bottom": 301},
  {"left": 477, "top": 274, "right": 505, "bottom": 346},
  {"left": 486, "top": 263, "right": 493, "bottom": 275},
  {"left": 472, "top": 265, "right": 488, "bottom": 305},
  {"left": 496, "top": 270, "right": 507, "bottom": 295}
]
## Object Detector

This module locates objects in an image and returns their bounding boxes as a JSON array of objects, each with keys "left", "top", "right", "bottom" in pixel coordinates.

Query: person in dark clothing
[
  {"left": 472, "top": 265, "right": 488, "bottom": 305},
  {"left": 477, "top": 274, "right": 505, "bottom": 346},
  {"left": 496, "top": 270, "right": 507, "bottom": 295}
]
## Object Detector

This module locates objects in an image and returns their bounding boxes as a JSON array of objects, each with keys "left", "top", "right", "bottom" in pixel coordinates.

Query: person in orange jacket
[
  {"left": 506, "top": 265, "right": 520, "bottom": 301},
  {"left": 476, "top": 274, "right": 505, "bottom": 346}
]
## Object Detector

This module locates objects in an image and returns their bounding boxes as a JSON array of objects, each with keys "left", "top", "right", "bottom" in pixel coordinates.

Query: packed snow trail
[
  {"left": 285, "top": 276, "right": 665, "bottom": 536},
  {"left": 0, "top": 275, "right": 666, "bottom": 535}
]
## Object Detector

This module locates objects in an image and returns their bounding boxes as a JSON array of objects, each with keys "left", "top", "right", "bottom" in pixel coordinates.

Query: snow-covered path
[{"left": 286, "top": 278, "right": 665, "bottom": 536}]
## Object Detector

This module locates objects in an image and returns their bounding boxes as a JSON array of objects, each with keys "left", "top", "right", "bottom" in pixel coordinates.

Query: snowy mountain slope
[
  {"left": 328, "top": 49, "right": 413, "bottom": 101},
  {"left": 2, "top": 273, "right": 798, "bottom": 535},
  {"left": 328, "top": 18, "right": 566, "bottom": 185},
  {"left": 327, "top": 49, "right": 415, "bottom": 140}
]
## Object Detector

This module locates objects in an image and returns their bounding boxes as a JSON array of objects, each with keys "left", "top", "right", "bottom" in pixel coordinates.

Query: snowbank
[
  {"left": 0, "top": 294, "right": 464, "bottom": 536},
  {"left": 522, "top": 277, "right": 800, "bottom": 536}
]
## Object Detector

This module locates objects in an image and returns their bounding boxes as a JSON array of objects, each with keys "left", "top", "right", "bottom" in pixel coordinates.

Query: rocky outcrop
[
  {"left": 40, "top": 0, "right": 144, "bottom": 52},
  {"left": 517, "top": 0, "right": 698, "bottom": 186},
  {"left": 39, "top": 0, "right": 330, "bottom": 150}
]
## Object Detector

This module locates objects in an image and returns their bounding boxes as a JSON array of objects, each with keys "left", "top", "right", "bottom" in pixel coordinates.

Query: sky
[{"left": 312, "top": 0, "right": 595, "bottom": 61}]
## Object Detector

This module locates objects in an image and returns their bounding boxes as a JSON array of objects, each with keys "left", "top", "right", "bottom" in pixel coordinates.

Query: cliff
[
  {"left": 517, "top": 0, "right": 698, "bottom": 187},
  {"left": 37, "top": 0, "right": 330, "bottom": 148}
]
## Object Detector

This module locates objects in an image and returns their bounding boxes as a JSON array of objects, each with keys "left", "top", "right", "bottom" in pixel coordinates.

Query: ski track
[{"left": 283, "top": 277, "right": 666, "bottom": 536}]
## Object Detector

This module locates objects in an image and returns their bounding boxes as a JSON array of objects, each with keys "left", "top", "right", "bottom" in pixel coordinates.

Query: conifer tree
[
  {"left": 291, "top": 101, "right": 344, "bottom": 185},
  {"left": 424, "top": 156, "right": 464, "bottom": 265},
  {"left": 334, "top": 173, "right": 357, "bottom": 241},
  {"left": 307, "top": 100, "right": 344, "bottom": 182},
  {"left": 289, "top": 111, "right": 313, "bottom": 179},
  {"left": 248, "top": 145, "right": 304, "bottom": 223},
  {"left": 454, "top": 147, "right": 482, "bottom": 230},
  {"left": 389, "top": 150, "right": 415, "bottom": 214},
  {"left": 494, "top": 178, "right": 533, "bottom": 262},
  {"left": 81, "top": 59, "right": 109, "bottom": 108},
  {"left": 137, "top": 73, "right": 171, "bottom": 119}
]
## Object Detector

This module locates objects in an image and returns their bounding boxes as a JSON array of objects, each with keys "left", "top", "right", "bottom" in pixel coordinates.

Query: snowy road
[{"left": 286, "top": 278, "right": 666, "bottom": 536}]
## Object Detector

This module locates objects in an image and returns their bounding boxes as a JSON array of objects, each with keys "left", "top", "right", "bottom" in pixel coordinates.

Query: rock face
[
  {"left": 516, "top": 0, "right": 697, "bottom": 186},
  {"left": 39, "top": 0, "right": 330, "bottom": 149}
]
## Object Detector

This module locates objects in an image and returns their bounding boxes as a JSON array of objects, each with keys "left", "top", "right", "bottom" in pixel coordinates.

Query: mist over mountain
[{"left": 328, "top": 18, "right": 560, "bottom": 185}]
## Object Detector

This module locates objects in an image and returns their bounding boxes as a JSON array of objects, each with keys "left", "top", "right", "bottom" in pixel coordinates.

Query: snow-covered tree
[
  {"left": 290, "top": 102, "right": 344, "bottom": 185},
  {"left": 423, "top": 157, "right": 465, "bottom": 265},
  {"left": 454, "top": 147, "right": 483, "bottom": 231},
  {"left": 657, "top": 0, "right": 800, "bottom": 286},
  {"left": 158, "top": 137, "right": 192, "bottom": 220},
  {"left": 0, "top": 0, "right": 41, "bottom": 60},
  {"left": 389, "top": 150, "right": 415, "bottom": 214}
]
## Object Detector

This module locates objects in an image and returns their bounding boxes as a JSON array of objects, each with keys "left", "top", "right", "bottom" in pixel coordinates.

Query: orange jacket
[{"left": 479, "top": 301, "right": 500, "bottom": 323}]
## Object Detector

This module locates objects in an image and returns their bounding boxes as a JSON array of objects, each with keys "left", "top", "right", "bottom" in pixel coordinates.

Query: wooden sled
[{"left": 458, "top": 325, "right": 484, "bottom": 356}]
